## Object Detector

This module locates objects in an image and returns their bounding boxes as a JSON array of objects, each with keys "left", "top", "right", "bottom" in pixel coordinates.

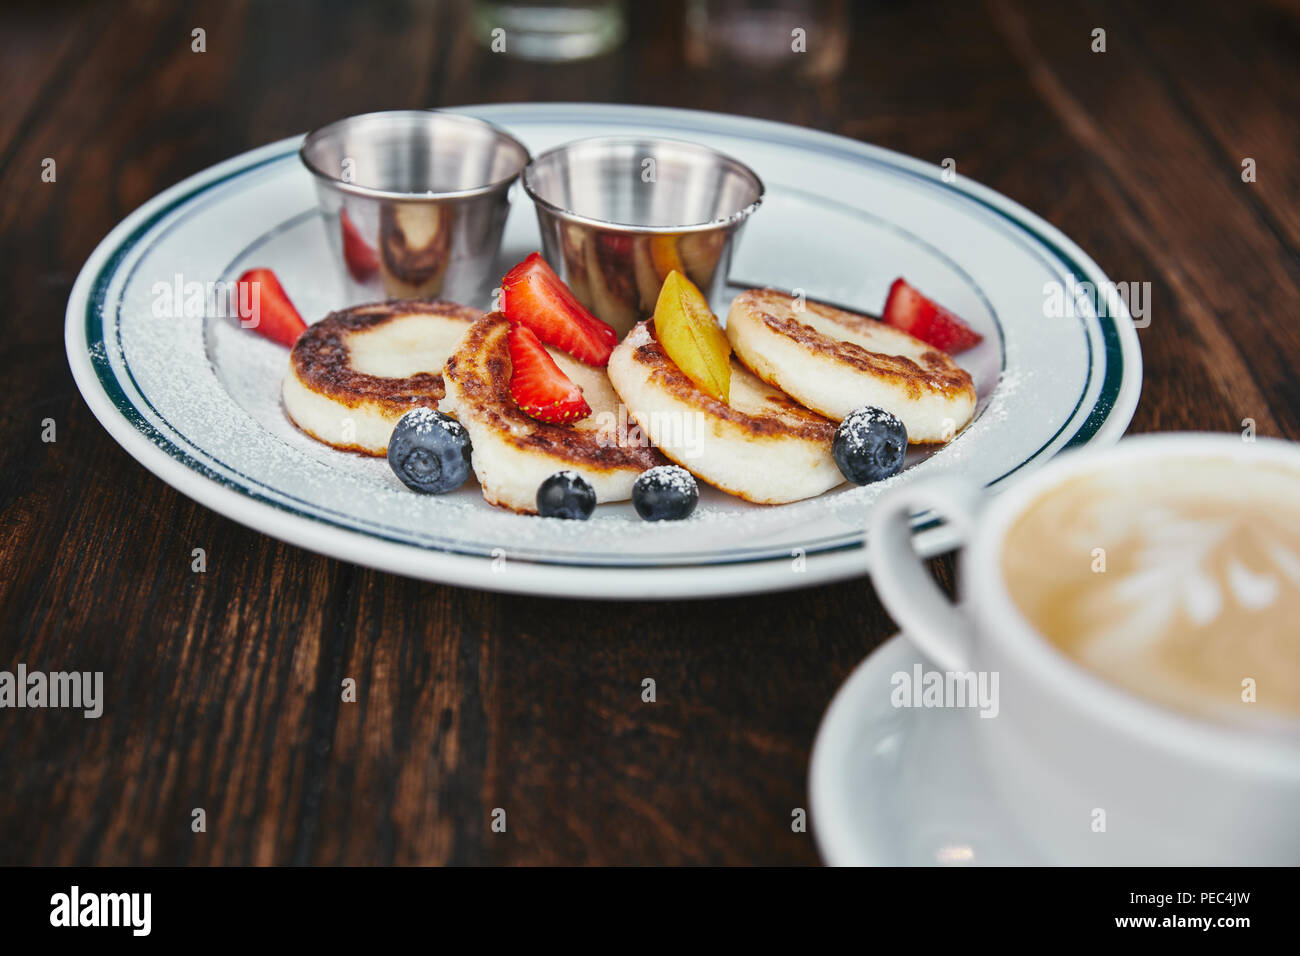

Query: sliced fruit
[
  {"left": 500, "top": 252, "right": 618, "bottom": 366},
  {"left": 234, "top": 268, "right": 307, "bottom": 347},
  {"left": 507, "top": 324, "right": 592, "bottom": 424},
  {"left": 340, "top": 210, "right": 378, "bottom": 281},
  {"left": 881, "top": 278, "right": 983, "bottom": 353},
  {"left": 652, "top": 270, "right": 731, "bottom": 403}
]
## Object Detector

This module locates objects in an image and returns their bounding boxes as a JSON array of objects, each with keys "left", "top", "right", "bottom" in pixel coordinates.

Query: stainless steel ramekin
[
  {"left": 300, "top": 110, "right": 530, "bottom": 306},
  {"left": 522, "top": 136, "right": 764, "bottom": 335}
]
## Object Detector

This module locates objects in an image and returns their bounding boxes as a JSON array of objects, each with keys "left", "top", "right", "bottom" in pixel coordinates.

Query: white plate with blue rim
[{"left": 65, "top": 103, "right": 1141, "bottom": 599}]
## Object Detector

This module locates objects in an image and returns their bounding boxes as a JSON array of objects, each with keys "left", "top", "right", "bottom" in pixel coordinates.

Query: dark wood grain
[{"left": 0, "top": 0, "right": 1296, "bottom": 865}]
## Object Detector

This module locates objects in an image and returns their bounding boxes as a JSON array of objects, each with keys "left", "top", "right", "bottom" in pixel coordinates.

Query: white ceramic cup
[{"left": 867, "top": 433, "right": 1300, "bottom": 865}]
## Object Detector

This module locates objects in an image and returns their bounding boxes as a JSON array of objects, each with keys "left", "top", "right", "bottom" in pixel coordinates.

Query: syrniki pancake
[
  {"left": 442, "top": 313, "right": 666, "bottom": 513},
  {"left": 606, "top": 320, "right": 843, "bottom": 505},
  {"left": 725, "top": 288, "right": 976, "bottom": 443},
  {"left": 283, "top": 300, "right": 480, "bottom": 455}
]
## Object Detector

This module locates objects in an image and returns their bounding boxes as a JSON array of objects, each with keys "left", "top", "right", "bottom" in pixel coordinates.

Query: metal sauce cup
[
  {"left": 300, "top": 110, "right": 530, "bottom": 306},
  {"left": 522, "top": 136, "right": 764, "bottom": 336}
]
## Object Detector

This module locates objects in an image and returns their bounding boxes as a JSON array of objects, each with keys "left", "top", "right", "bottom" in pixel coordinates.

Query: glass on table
[
  {"left": 471, "top": 0, "right": 627, "bottom": 62},
  {"left": 685, "top": 0, "right": 849, "bottom": 80}
]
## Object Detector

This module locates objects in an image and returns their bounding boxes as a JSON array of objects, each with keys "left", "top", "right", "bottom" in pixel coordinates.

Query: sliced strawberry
[
  {"left": 507, "top": 324, "right": 592, "bottom": 424},
  {"left": 882, "top": 278, "right": 983, "bottom": 353},
  {"left": 500, "top": 252, "right": 617, "bottom": 365},
  {"left": 340, "top": 210, "right": 378, "bottom": 281},
  {"left": 234, "top": 268, "right": 307, "bottom": 347}
]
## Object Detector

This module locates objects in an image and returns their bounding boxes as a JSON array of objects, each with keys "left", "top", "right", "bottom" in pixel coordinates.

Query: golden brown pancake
[
  {"left": 283, "top": 299, "right": 480, "bottom": 455},
  {"left": 726, "top": 288, "right": 977, "bottom": 443},
  {"left": 606, "top": 319, "right": 843, "bottom": 504},
  {"left": 442, "top": 313, "right": 666, "bottom": 513}
]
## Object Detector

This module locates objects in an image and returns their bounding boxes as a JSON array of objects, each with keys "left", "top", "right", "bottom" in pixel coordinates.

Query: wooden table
[{"left": 2, "top": 0, "right": 1296, "bottom": 865}]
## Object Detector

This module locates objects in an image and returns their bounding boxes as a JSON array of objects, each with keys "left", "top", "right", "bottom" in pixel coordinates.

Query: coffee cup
[{"left": 867, "top": 433, "right": 1300, "bottom": 864}]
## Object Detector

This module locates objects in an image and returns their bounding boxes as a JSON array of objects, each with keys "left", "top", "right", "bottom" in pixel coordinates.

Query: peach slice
[{"left": 652, "top": 270, "right": 731, "bottom": 403}]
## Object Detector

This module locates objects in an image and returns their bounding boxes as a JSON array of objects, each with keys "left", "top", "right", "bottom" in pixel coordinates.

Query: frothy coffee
[{"left": 1002, "top": 455, "right": 1300, "bottom": 729}]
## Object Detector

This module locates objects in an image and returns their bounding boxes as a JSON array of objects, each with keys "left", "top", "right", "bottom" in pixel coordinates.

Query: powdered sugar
[
  {"left": 636, "top": 464, "right": 698, "bottom": 496},
  {"left": 398, "top": 406, "right": 465, "bottom": 438},
  {"left": 836, "top": 405, "right": 906, "bottom": 450}
]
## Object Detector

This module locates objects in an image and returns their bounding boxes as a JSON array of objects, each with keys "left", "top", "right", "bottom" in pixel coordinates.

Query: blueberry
[
  {"left": 387, "top": 407, "right": 473, "bottom": 494},
  {"left": 833, "top": 406, "right": 908, "bottom": 485},
  {"left": 537, "top": 470, "right": 596, "bottom": 520},
  {"left": 633, "top": 465, "right": 699, "bottom": 521}
]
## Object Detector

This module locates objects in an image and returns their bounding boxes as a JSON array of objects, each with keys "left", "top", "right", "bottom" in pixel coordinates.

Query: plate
[
  {"left": 65, "top": 103, "right": 1141, "bottom": 598},
  {"left": 809, "top": 633, "right": 1042, "bottom": 865}
]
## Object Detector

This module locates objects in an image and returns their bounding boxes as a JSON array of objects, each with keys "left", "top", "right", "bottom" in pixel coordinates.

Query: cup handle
[{"left": 867, "top": 477, "right": 983, "bottom": 671}]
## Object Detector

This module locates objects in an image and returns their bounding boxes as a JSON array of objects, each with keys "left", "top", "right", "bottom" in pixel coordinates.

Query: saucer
[{"left": 808, "top": 633, "right": 1043, "bottom": 865}]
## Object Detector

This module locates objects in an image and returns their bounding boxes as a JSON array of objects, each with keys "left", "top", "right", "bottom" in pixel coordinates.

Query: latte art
[{"left": 1002, "top": 457, "right": 1300, "bottom": 729}]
